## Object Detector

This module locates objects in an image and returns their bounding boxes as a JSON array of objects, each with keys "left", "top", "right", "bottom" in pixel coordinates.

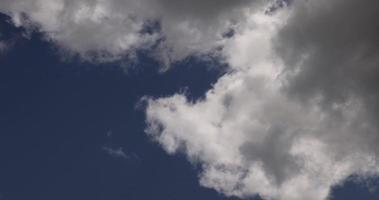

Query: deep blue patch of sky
[{"left": 0, "top": 13, "right": 378, "bottom": 200}]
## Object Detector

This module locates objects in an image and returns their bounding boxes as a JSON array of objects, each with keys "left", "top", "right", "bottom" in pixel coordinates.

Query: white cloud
[
  {"left": 145, "top": 66, "right": 379, "bottom": 200},
  {"left": 2, "top": 0, "right": 379, "bottom": 200},
  {"left": 145, "top": 2, "right": 379, "bottom": 200},
  {"left": 0, "top": 0, "right": 265, "bottom": 63},
  {"left": 0, "top": 0, "right": 157, "bottom": 62}
]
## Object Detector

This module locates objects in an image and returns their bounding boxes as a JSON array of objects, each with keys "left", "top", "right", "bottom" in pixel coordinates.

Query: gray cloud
[
  {"left": 276, "top": 0, "right": 379, "bottom": 108},
  {"left": 275, "top": 0, "right": 379, "bottom": 157}
]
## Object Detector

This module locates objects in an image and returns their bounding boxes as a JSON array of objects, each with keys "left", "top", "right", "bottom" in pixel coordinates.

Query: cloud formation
[
  {"left": 2, "top": 0, "right": 379, "bottom": 200},
  {"left": 0, "top": 0, "right": 264, "bottom": 63},
  {"left": 145, "top": 1, "right": 379, "bottom": 200}
]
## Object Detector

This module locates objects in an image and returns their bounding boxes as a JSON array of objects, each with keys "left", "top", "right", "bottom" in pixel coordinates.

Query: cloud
[
  {"left": 274, "top": 0, "right": 379, "bottom": 136},
  {"left": 102, "top": 130, "right": 131, "bottom": 160},
  {"left": 145, "top": 1, "right": 379, "bottom": 200},
  {"left": 0, "top": 0, "right": 265, "bottom": 63},
  {"left": 103, "top": 146, "right": 129, "bottom": 159},
  {"left": 2, "top": 0, "right": 379, "bottom": 200},
  {"left": 0, "top": 0, "right": 156, "bottom": 62}
]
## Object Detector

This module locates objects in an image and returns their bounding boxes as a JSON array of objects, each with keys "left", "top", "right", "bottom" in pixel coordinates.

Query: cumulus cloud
[
  {"left": 145, "top": 1, "right": 379, "bottom": 200},
  {"left": 0, "top": 0, "right": 157, "bottom": 61},
  {"left": 0, "top": 0, "right": 265, "bottom": 63},
  {"left": 2, "top": 0, "right": 379, "bottom": 200}
]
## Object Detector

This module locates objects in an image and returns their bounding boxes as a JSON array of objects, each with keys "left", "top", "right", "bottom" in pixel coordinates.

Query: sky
[{"left": 1, "top": 1, "right": 379, "bottom": 200}]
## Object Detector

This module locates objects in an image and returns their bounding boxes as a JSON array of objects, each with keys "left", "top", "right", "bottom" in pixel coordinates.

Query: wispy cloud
[
  {"left": 102, "top": 130, "right": 134, "bottom": 160},
  {"left": 102, "top": 146, "right": 129, "bottom": 160}
]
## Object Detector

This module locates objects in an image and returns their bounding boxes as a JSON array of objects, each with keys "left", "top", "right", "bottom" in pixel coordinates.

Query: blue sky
[{"left": 1, "top": 1, "right": 379, "bottom": 200}]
